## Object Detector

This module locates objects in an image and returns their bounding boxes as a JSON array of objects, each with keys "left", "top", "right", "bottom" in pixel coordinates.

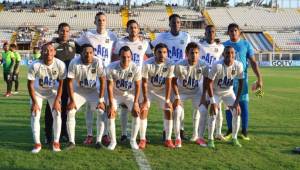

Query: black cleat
[
  {"left": 95, "top": 142, "right": 102, "bottom": 149},
  {"left": 120, "top": 135, "right": 128, "bottom": 144},
  {"left": 293, "top": 147, "right": 300, "bottom": 154},
  {"left": 180, "top": 130, "right": 188, "bottom": 141},
  {"left": 66, "top": 142, "right": 75, "bottom": 150}
]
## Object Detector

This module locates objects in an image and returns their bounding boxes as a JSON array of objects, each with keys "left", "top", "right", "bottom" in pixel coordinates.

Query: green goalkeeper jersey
[{"left": 1, "top": 51, "right": 14, "bottom": 73}]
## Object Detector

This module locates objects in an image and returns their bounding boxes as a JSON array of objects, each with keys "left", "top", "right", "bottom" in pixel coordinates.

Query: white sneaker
[
  {"left": 107, "top": 141, "right": 117, "bottom": 150},
  {"left": 130, "top": 140, "right": 139, "bottom": 150},
  {"left": 31, "top": 143, "right": 42, "bottom": 154}
]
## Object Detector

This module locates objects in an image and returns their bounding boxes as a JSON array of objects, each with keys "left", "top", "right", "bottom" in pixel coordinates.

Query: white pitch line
[{"left": 132, "top": 148, "right": 152, "bottom": 170}]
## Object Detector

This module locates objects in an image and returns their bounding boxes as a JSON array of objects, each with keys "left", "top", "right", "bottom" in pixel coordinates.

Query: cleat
[
  {"left": 138, "top": 139, "right": 146, "bottom": 149},
  {"left": 4, "top": 92, "right": 12, "bottom": 97},
  {"left": 207, "top": 139, "right": 215, "bottom": 149},
  {"left": 31, "top": 143, "right": 42, "bottom": 154},
  {"left": 232, "top": 139, "right": 242, "bottom": 147},
  {"left": 175, "top": 139, "right": 182, "bottom": 148},
  {"left": 130, "top": 140, "right": 139, "bottom": 150},
  {"left": 12, "top": 91, "right": 19, "bottom": 94},
  {"left": 224, "top": 133, "right": 232, "bottom": 141},
  {"left": 180, "top": 130, "right": 188, "bottom": 141},
  {"left": 164, "top": 140, "right": 175, "bottom": 148},
  {"left": 66, "top": 142, "right": 76, "bottom": 150},
  {"left": 102, "top": 135, "right": 111, "bottom": 146},
  {"left": 83, "top": 135, "right": 93, "bottom": 145},
  {"left": 215, "top": 134, "right": 226, "bottom": 141},
  {"left": 52, "top": 142, "right": 61, "bottom": 152},
  {"left": 120, "top": 135, "right": 128, "bottom": 144},
  {"left": 240, "top": 134, "right": 250, "bottom": 141},
  {"left": 190, "top": 135, "right": 197, "bottom": 142},
  {"left": 196, "top": 138, "right": 207, "bottom": 147},
  {"left": 95, "top": 142, "right": 102, "bottom": 149},
  {"left": 107, "top": 142, "right": 117, "bottom": 150},
  {"left": 293, "top": 147, "right": 300, "bottom": 154},
  {"left": 60, "top": 135, "right": 69, "bottom": 143}
]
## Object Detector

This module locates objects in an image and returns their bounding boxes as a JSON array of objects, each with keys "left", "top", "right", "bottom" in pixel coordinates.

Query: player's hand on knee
[
  {"left": 107, "top": 105, "right": 116, "bottom": 118},
  {"left": 173, "top": 99, "right": 181, "bottom": 108},
  {"left": 53, "top": 99, "right": 61, "bottom": 113},
  {"left": 140, "top": 99, "right": 149, "bottom": 112},
  {"left": 132, "top": 102, "right": 140, "bottom": 117},
  {"left": 97, "top": 102, "right": 106, "bottom": 111},
  {"left": 209, "top": 103, "right": 218, "bottom": 116},
  {"left": 67, "top": 100, "right": 76, "bottom": 111},
  {"left": 31, "top": 103, "right": 40, "bottom": 116},
  {"left": 164, "top": 101, "right": 173, "bottom": 113}
]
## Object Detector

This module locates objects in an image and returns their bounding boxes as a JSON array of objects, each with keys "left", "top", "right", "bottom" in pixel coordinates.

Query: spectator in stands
[
  {"left": 223, "top": 23, "right": 263, "bottom": 141},
  {"left": 151, "top": 13, "right": 191, "bottom": 141},
  {"left": 0, "top": 42, "right": 14, "bottom": 97},
  {"left": 44, "top": 22, "right": 76, "bottom": 144},
  {"left": 9, "top": 44, "right": 21, "bottom": 94},
  {"left": 75, "top": 11, "right": 118, "bottom": 146},
  {"left": 32, "top": 47, "right": 41, "bottom": 60}
]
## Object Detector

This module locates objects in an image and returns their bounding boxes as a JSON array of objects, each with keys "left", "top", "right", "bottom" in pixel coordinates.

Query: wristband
[
  {"left": 209, "top": 97, "right": 216, "bottom": 104},
  {"left": 98, "top": 97, "right": 105, "bottom": 103},
  {"left": 165, "top": 99, "right": 170, "bottom": 103},
  {"left": 174, "top": 95, "right": 181, "bottom": 100}
]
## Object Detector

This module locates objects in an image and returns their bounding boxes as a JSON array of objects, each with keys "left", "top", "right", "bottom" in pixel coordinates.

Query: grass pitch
[{"left": 0, "top": 67, "right": 299, "bottom": 170}]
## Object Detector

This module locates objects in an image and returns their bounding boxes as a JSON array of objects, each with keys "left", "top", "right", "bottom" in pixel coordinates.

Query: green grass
[{"left": 0, "top": 66, "right": 300, "bottom": 170}]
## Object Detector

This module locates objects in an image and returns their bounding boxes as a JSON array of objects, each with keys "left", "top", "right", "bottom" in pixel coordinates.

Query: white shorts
[
  {"left": 113, "top": 94, "right": 135, "bottom": 111},
  {"left": 31, "top": 91, "right": 57, "bottom": 111},
  {"left": 173, "top": 90, "right": 202, "bottom": 109},
  {"left": 73, "top": 90, "right": 99, "bottom": 112},
  {"left": 214, "top": 92, "right": 236, "bottom": 107},
  {"left": 147, "top": 90, "right": 165, "bottom": 109}
]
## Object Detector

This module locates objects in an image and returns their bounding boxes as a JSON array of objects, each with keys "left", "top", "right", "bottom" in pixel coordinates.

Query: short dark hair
[
  {"left": 205, "top": 25, "right": 215, "bottom": 31},
  {"left": 154, "top": 43, "right": 168, "bottom": 53},
  {"left": 9, "top": 44, "right": 17, "bottom": 49},
  {"left": 169, "top": 13, "right": 180, "bottom": 21},
  {"left": 228, "top": 23, "right": 240, "bottom": 31},
  {"left": 224, "top": 45, "right": 235, "bottom": 51},
  {"left": 57, "top": 22, "right": 70, "bottom": 31},
  {"left": 126, "top": 19, "right": 139, "bottom": 28},
  {"left": 95, "top": 11, "right": 105, "bottom": 19},
  {"left": 3, "top": 42, "right": 8, "bottom": 47},
  {"left": 80, "top": 44, "right": 94, "bottom": 53},
  {"left": 119, "top": 46, "right": 132, "bottom": 56},
  {"left": 185, "top": 42, "right": 199, "bottom": 53}
]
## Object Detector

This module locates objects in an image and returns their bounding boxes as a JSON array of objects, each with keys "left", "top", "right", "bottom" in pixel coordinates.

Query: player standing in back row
[{"left": 151, "top": 14, "right": 191, "bottom": 140}]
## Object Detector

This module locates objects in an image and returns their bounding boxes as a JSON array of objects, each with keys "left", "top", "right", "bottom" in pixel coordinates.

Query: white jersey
[
  {"left": 142, "top": 57, "right": 174, "bottom": 92},
  {"left": 76, "top": 29, "right": 118, "bottom": 67},
  {"left": 113, "top": 37, "right": 152, "bottom": 67},
  {"left": 67, "top": 56, "right": 105, "bottom": 93},
  {"left": 174, "top": 59, "right": 209, "bottom": 94},
  {"left": 208, "top": 60, "right": 243, "bottom": 95},
  {"left": 199, "top": 41, "right": 224, "bottom": 68},
  {"left": 151, "top": 31, "right": 191, "bottom": 63},
  {"left": 27, "top": 58, "right": 66, "bottom": 97},
  {"left": 106, "top": 61, "right": 141, "bottom": 96}
]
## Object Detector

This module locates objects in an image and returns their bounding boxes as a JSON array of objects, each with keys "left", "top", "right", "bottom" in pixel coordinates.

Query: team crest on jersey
[
  {"left": 162, "top": 67, "right": 168, "bottom": 72},
  {"left": 197, "top": 69, "right": 202, "bottom": 74},
  {"left": 138, "top": 45, "right": 142, "bottom": 50},
  {"left": 232, "top": 69, "right": 236, "bottom": 75},
  {"left": 91, "top": 68, "right": 96, "bottom": 74},
  {"left": 214, "top": 48, "right": 219, "bottom": 52},
  {"left": 128, "top": 72, "right": 133, "bottom": 77},
  {"left": 180, "top": 40, "right": 185, "bottom": 44},
  {"left": 105, "top": 39, "right": 110, "bottom": 43},
  {"left": 52, "top": 69, "right": 57, "bottom": 76}
]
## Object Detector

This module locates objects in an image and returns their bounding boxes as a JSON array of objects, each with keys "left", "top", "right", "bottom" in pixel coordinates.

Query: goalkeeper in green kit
[
  {"left": 10, "top": 44, "right": 21, "bottom": 94},
  {"left": 0, "top": 42, "right": 15, "bottom": 97}
]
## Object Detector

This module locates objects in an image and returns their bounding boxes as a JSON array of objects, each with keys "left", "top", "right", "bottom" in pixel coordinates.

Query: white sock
[
  {"left": 96, "top": 109, "right": 105, "bottom": 143},
  {"left": 131, "top": 117, "right": 140, "bottom": 141},
  {"left": 67, "top": 109, "right": 76, "bottom": 144},
  {"left": 174, "top": 105, "right": 183, "bottom": 140},
  {"left": 108, "top": 118, "right": 116, "bottom": 143},
  {"left": 208, "top": 114, "right": 217, "bottom": 140},
  {"left": 215, "top": 109, "right": 223, "bottom": 136},
  {"left": 232, "top": 109, "right": 240, "bottom": 139},
  {"left": 164, "top": 119, "right": 173, "bottom": 140},
  {"left": 52, "top": 110, "right": 62, "bottom": 143},
  {"left": 198, "top": 105, "right": 208, "bottom": 139},
  {"left": 31, "top": 111, "right": 41, "bottom": 144},
  {"left": 103, "top": 112, "right": 109, "bottom": 136},
  {"left": 180, "top": 108, "right": 185, "bottom": 131},
  {"left": 192, "top": 109, "right": 200, "bottom": 139},
  {"left": 120, "top": 107, "right": 128, "bottom": 136},
  {"left": 85, "top": 104, "right": 93, "bottom": 136},
  {"left": 139, "top": 119, "right": 147, "bottom": 140}
]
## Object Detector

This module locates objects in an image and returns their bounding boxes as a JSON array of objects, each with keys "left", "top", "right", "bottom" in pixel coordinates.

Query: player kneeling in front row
[
  {"left": 207, "top": 46, "right": 244, "bottom": 148},
  {"left": 140, "top": 43, "right": 175, "bottom": 149},
  {"left": 106, "top": 46, "right": 141, "bottom": 150},
  {"left": 172, "top": 42, "right": 209, "bottom": 147},
  {"left": 66, "top": 44, "right": 106, "bottom": 150},
  {"left": 28, "top": 42, "right": 66, "bottom": 153}
]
